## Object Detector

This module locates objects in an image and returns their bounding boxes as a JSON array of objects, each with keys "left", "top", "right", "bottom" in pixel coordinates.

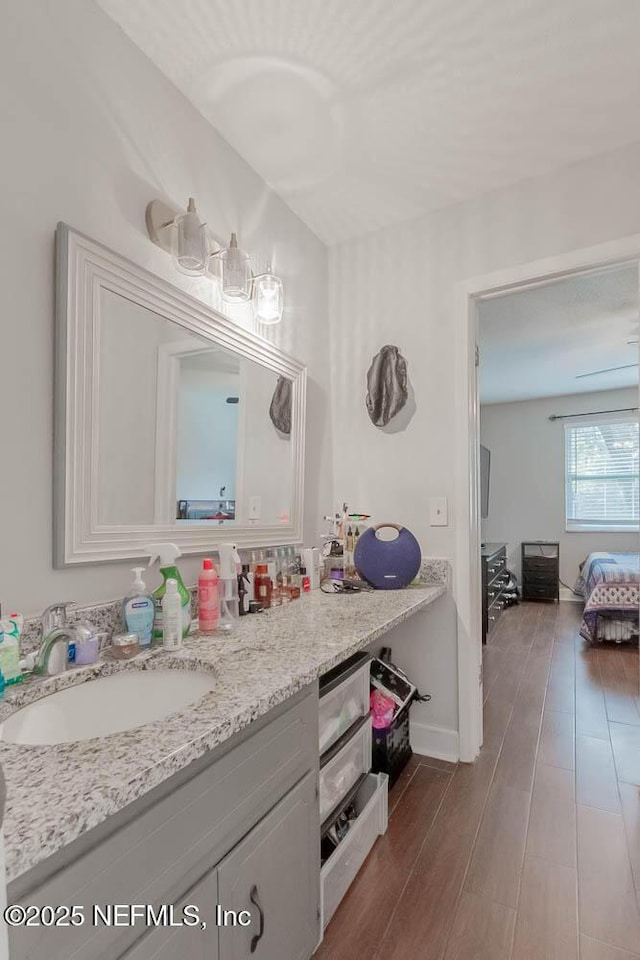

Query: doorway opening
[{"left": 454, "top": 235, "right": 640, "bottom": 762}]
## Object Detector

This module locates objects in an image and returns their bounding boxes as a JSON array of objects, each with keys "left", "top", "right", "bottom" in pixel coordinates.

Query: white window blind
[{"left": 565, "top": 418, "right": 639, "bottom": 530}]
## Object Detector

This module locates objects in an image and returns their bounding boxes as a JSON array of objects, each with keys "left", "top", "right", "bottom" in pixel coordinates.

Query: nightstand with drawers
[{"left": 521, "top": 541, "right": 560, "bottom": 602}]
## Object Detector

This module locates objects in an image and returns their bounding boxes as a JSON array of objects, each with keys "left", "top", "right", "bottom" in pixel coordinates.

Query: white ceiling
[
  {"left": 98, "top": 0, "right": 640, "bottom": 245},
  {"left": 478, "top": 263, "right": 639, "bottom": 404}
]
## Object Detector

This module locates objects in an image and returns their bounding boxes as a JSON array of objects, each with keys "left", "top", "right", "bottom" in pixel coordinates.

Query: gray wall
[{"left": 329, "top": 141, "right": 640, "bottom": 750}]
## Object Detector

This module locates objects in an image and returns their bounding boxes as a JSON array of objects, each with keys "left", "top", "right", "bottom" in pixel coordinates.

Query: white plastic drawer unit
[
  {"left": 319, "top": 652, "right": 371, "bottom": 756},
  {"left": 319, "top": 716, "right": 372, "bottom": 823},
  {"left": 321, "top": 772, "right": 389, "bottom": 929}
]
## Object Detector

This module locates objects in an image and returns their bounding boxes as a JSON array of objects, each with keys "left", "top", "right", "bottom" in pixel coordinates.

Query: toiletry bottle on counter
[
  {"left": 267, "top": 550, "right": 281, "bottom": 606},
  {"left": 123, "top": 568, "right": 155, "bottom": 649},
  {"left": 146, "top": 543, "right": 191, "bottom": 642},
  {"left": 218, "top": 543, "right": 241, "bottom": 631},
  {"left": 162, "top": 579, "right": 183, "bottom": 650},
  {"left": 198, "top": 559, "right": 219, "bottom": 634},
  {"left": 238, "top": 565, "right": 252, "bottom": 616},
  {"left": 302, "top": 547, "right": 321, "bottom": 590},
  {"left": 254, "top": 564, "right": 272, "bottom": 609},
  {"left": 0, "top": 614, "right": 23, "bottom": 685}
]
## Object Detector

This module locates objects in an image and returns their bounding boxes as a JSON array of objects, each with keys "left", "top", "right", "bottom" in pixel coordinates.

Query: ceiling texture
[
  {"left": 98, "top": 0, "right": 640, "bottom": 245},
  {"left": 478, "top": 263, "right": 639, "bottom": 404}
]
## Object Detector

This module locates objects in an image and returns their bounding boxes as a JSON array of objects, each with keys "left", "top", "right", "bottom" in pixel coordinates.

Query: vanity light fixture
[
  {"left": 253, "top": 265, "right": 284, "bottom": 325},
  {"left": 145, "top": 198, "right": 284, "bottom": 320},
  {"left": 217, "top": 233, "right": 252, "bottom": 302},
  {"left": 173, "top": 198, "right": 208, "bottom": 276}
]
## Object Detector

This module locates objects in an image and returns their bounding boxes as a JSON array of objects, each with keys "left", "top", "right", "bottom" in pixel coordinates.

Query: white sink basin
[{"left": 0, "top": 669, "right": 216, "bottom": 745}]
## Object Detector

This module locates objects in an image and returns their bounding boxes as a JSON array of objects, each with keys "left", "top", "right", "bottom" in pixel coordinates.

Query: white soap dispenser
[{"left": 218, "top": 543, "right": 241, "bottom": 632}]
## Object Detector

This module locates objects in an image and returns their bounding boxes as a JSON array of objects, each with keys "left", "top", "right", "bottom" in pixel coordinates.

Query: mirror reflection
[{"left": 97, "top": 289, "right": 292, "bottom": 528}]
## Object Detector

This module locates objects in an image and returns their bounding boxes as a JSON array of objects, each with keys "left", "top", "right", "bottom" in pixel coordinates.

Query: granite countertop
[{"left": 0, "top": 583, "right": 445, "bottom": 882}]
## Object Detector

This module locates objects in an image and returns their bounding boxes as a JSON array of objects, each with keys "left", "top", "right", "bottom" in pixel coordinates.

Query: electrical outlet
[
  {"left": 249, "top": 496, "right": 261, "bottom": 520},
  {"left": 429, "top": 496, "right": 448, "bottom": 526}
]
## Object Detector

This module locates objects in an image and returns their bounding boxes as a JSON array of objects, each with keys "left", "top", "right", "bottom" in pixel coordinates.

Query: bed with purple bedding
[{"left": 574, "top": 552, "right": 640, "bottom": 643}]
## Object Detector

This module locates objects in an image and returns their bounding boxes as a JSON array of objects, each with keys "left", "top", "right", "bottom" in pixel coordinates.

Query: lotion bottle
[
  {"left": 198, "top": 559, "right": 219, "bottom": 634},
  {"left": 162, "top": 579, "right": 183, "bottom": 650}
]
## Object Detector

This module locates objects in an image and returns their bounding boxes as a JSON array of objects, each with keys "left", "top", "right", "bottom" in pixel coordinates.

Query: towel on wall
[{"left": 365, "top": 345, "right": 408, "bottom": 427}]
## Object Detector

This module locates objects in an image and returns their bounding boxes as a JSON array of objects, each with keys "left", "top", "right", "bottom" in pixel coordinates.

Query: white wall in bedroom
[{"left": 480, "top": 387, "right": 639, "bottom": 586}]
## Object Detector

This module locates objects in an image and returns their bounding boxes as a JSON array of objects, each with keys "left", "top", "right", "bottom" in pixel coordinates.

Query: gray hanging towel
[
  {"left": 366, "top": 345, "right": 408, "bottom": 427},
  {"left": 269, "top": 376, "right": 292, "bottom": 434}
]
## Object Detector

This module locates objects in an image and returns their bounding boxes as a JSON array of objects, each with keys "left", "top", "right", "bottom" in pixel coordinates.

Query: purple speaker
[{"left": 354, "top": 524, "right": 422, "bottom": 590}]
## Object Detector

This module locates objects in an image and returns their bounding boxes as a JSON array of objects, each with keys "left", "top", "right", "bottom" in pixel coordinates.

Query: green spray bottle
[{"left": 146, "top": 543, "right": 192, "bottom": 642}]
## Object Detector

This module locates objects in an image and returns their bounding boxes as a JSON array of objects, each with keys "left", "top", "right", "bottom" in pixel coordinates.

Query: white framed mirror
[{"left": 54, "top": 224, "right": 306, "bottom": 566}]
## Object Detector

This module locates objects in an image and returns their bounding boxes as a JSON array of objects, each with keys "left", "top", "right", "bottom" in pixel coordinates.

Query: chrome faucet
[{"left": 22, "top": 602, "right": 78, "bottom": 677}]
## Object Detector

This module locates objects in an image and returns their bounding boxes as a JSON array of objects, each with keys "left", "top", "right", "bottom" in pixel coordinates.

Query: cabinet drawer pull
[{"left": 250, "top": 884, "right": 265, "bottom": 952}]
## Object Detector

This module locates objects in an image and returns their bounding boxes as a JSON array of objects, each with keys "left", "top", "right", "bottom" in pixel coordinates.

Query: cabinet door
[
  {"left": 218, "top": 771, "right": 319, "bottom": 960},
  {"left": 120, "top": 869, "right": 219, "bottom": 960}
]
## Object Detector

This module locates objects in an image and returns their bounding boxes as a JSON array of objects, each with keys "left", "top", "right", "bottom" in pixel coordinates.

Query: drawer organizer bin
[
  {"left": 320, "top": 772, "right": 388, "bottom": 929},
  {"left": 319, "top": 652, "right": 371, "bottom": 755},
  {"left": 319, "top": 716, "right": 372, "bottom": 823}
]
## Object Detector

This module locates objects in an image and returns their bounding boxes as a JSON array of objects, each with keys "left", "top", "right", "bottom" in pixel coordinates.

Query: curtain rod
[{"left": 548, "top": 406, "right": 639, "bottom": 422}]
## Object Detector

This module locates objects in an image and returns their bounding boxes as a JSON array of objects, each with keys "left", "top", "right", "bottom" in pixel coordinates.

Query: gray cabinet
[
  {"left": 121, "top": 870, "right": 219, "bottom": 960},
  {"left": 8, "top": 687, "right": 319, "bottom": 960},
  {"left": 218, "top": 771, "right": 319, "bottom": 960}
]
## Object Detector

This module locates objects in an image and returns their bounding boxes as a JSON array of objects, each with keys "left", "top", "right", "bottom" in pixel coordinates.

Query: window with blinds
[{"left": 565, "top": 418, "right": 640, "bottom": 530}]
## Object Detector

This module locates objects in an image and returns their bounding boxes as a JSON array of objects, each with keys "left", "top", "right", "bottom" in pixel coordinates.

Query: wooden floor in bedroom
[{"left": 314, "top": 601, "right": 640, "bottom": 960}]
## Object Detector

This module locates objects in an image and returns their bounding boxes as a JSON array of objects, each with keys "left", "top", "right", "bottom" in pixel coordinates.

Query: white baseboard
[
  {"left": 559, "top": 586, "right": 582, "bottom": 603},
  {"left": 409, "top": 721, "right": 459, "bottom": 763}
]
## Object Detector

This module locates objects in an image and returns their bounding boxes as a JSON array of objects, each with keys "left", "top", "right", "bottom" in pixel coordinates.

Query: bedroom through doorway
[{"left": 478, "top": 260, "right": 639, "bottom": 649}]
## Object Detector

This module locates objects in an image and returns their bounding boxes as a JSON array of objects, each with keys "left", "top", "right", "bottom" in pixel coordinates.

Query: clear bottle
[
  {"left": 162, "top": 579, "right": 183, "bottom": 650},
  {"left": 278, "top": 547, "right": 291, "bottom": 605},
  {"left": 218, "top": 543, "right": 241, "bottom": 632},
  {"left": 269, "top": 549, "right": 282, "bottom": 606},
  {"left": 198, "top": 559, "right": 219, "bottom": 634}
]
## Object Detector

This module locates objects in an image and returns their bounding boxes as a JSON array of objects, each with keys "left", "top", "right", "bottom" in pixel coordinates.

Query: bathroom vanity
[
  {"left": 1, "top": 585, "right": 445, "bottom": 960},
  {"left": 0, "top": 221, "right": 448, "bottom": 958}
]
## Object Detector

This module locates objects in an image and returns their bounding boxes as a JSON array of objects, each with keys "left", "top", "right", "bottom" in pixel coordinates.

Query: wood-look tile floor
[{"left": 314, "top": 601, "right": 640, "bottom": 960}]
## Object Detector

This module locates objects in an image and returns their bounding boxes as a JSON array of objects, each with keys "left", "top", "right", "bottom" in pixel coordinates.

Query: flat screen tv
[{"left": 480, "top": 444, "right": 490, "bottom": 519}]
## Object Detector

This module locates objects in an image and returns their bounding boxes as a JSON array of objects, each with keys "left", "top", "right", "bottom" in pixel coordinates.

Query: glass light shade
[
  {"left": 173, "top": 198, "right": 207, "bottom": 276},
  {"left": 254, "top": 271, "right": 284, "bottom": 325},
  {"left": 220, "top": 233, "right": 252, "bottom": 302},
  {"left": 205, "top": 248, "right": 223, "bottom": 282}
]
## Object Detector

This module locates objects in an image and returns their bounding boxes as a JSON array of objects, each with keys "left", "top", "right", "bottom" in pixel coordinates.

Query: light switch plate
[
  {"left": 429, "top": 496, "right": 448, "bottom": 526},
  {"left": 249, "top": 496, "right": 261, "bottom": 520}
]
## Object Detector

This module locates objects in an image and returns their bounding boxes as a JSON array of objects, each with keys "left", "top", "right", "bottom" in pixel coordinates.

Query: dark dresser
[
  {"left": 481, "top": 543, "right": 508, "bottom": 643},
  {"left": 521, "top": 541, "right": 560, "bottom": 601}
]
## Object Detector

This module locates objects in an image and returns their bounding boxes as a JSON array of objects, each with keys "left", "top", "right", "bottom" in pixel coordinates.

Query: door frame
[{"left": 453, "top": 232, "right": 640, "bottom": 763}]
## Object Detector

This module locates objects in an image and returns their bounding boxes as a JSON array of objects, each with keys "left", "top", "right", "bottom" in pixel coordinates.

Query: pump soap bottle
[
  {"left": 146, "top": 543, "right": 192, "bottom": 642},
  {"left": 123, "top": 568, "right": 155, "bottom": 649},
  {"left": 218, "top": 543, "right": 241, "bottom": 631}
]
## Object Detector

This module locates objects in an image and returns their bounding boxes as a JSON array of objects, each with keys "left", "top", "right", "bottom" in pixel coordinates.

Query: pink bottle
[{"left": 198, "top": 558, "right": 219, "bottom": 633}]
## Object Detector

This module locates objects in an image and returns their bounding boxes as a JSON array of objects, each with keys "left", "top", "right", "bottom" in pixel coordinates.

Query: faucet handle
[{"left": 42, "top": 602, "right": 76, "bottom": 636}]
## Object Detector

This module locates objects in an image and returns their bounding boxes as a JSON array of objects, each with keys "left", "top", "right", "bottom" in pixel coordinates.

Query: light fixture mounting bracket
[{"left": 145, "top": 199, "right": 179, "bottom": 254}]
